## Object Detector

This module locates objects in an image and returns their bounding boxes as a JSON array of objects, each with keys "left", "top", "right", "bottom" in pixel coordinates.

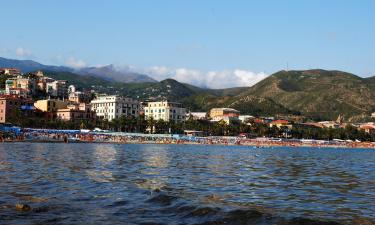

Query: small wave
[
  {"left": 141, "top": 191, "right": 345, "bottom": 225},
  {"left": 146, "top": 193, "right": 179, "bottom": 206}
]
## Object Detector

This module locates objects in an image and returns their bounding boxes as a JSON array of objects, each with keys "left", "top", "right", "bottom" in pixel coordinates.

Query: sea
[{"left": 0, "top": 143, "right": 374, "bottom": 225}]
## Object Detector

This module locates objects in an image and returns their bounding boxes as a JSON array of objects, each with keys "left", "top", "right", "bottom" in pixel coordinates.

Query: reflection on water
[
  {"left": 136, "top": 145, "right": 170, "bottom": 191},
  {"left": 0, "top": 143, "right": 374, "bottom": 225},
  {"left": 86, "top": 145, "right": 117, "bottom": 183}
]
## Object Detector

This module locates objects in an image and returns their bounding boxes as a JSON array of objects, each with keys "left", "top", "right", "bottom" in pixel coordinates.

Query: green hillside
[
  {"left": 228, "top": 69, "right": 375, "bottom": 120},
  {"left": 24, "top": 69, "right": 375, "bottom": 119},
  {"left": 42, "top": 71, "right": 245, "bottom": 111}
]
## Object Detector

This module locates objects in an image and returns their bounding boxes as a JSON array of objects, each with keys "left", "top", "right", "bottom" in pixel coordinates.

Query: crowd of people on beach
[{"left": 1, "top": 128, "right": 375, "bottom": 149}]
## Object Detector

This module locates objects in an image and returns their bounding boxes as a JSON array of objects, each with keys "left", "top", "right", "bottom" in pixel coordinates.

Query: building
[
  {"left": 56, "top": 103, "right": 95, "bottom": 121},
  {"left": 5, "top": 76, "right": 37, "bottom": 96},
  {"left": 209, "top": 108, "right": 240, "bottom": 121},
  {"left": 6, "top": 88, "right": 28, "bottom": 98},
  {"left": 269, "top": 120, "right": 292, "bottom": 129},
  {"left": 209, "top": 108, "right": 240, "bottom": 124},
  {"left": 46, "top": 80, "right": 68, "bottom": 98},
  {"left": 68, "top": 85, "right": 91, "bottom": 103},
  {"left": 359, "top": 123, "right": 375, "bottom": 134},
  {"left": 34, "top": 99, "right": 68, "bottom": 112},
  {"left": 144, "top": 101, "right": 186, "bottom": 122},
  {"left": 0, "top": 95, "right": 34, "bottom": 123},
  {"left": 37, "top": 76, "right": 55, "bottom": 92},
  {"left": 318, "top": 121, "right": 340, "bottom": 129},
  {"left": 187, "top": 112, "right": 207, "bottom": 120},
  {"left": 371, "top": 112, "right": 375, "bottom": 118},
  {"left": 0, "top": 68, "right": 21, "bottom": 76},
  {"left": 90, "top": 95, "right": 140, "bottom": 121}
]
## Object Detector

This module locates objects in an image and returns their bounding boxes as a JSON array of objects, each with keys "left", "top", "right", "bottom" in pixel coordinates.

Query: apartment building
[
  {"left": 34, "top": 99, "right": 68, "bottom": 112},
  {"left": 56, "top": 103, "right": 95, "bottom": 121},
  {"left": 46, "top": 80, "right": 68, "bottom": 98},
  {"left": 209, "top": 108, "right": 240, "bottom": 125},
  {"left": 0, "top": 95, "right": 34, "bottom": 123},
  {"left": 90, "top": 95, "right": 140, "bottom": 121},
  {"left": 5, "top": 76, "right": 37, "bottom": 96},
  {"left": 144, "top": 101, "right": 186, "bottom": 122}
]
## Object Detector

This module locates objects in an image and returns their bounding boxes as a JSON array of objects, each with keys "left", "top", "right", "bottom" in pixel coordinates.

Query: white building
[
  {"left": 90, "top": 95, "right": 140, "bottom": 121},
  {"left": 144, "top": 101, "right": 186, "bottom": 122},
  {"left": 47, "top": 80, "right": 68, "bottom": 98}
]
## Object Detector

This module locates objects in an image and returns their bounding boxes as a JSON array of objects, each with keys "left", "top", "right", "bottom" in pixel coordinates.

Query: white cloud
[
  {"left": 66, "top": 57, "right": 87, "bottom": 69},
  {"left": 15, "top": 47, "right": 32, "bottom": 57},
  {"left": 147, "top": 66, "right": 268, "bottom": 89}
]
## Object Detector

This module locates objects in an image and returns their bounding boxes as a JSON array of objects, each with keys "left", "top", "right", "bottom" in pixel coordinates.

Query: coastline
[{"left": 3, "top": 134, "right": 375, "bottom": 149}]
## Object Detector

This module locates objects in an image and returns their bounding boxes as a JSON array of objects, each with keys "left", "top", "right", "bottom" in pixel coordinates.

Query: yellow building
[
  {"left": 209, "top": 108, "right": 240, "bottom": 121},
  {"left": 34, "top": 99, "right": 68, "bottom": 112}
]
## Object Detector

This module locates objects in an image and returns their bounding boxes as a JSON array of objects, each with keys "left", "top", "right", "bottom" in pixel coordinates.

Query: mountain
[
  {"left": 0, "top": 57, "right": 73, "bottom": 73},
  {"left": 228, "top": 69, "right": 375, "bottom": 120},
  {"left": 4, "top": 57, "right": 374, "bottom": 119},
  {"left": 76, "top": 64, "right": 157, "bottom": 83},
  {"left": 0, "top": 57, "right": 156, "bottom": 83},
  {"left": 43, "top": 70, "right": 246, "bottom": 111}
]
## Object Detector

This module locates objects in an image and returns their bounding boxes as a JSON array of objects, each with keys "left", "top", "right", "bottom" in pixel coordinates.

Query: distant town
[{"left": 1, "top": 67, "right": 375, "bottom": 145}]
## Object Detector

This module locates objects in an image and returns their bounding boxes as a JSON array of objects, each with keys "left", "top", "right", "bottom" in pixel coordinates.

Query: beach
[{"left": 2, "top": 128, "right": 375, "bottom": 149}]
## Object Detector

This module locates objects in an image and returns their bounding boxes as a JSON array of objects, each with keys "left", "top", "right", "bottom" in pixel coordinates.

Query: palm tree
[{"left": 147, "top": 117, "right": 155, "bottom": 133}]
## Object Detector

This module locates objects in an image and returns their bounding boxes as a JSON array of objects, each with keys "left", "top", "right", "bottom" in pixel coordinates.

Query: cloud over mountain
[
  {"left": 66, "top": 57, "right": 87, "bottom": 68},
  {"left": 147, "top": 66, "right": 268, "bottom": 89}
]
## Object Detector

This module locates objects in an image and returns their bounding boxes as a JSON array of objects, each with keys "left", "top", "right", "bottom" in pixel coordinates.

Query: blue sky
[{"left": 0, "top": 0, "right": 374, "bottom": 88}]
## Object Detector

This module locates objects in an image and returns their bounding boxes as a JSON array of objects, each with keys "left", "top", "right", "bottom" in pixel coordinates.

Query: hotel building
[
  {"left": 144, "top": 101, "right": 186, "bottom": 122},
  {"left": 90, "top": 95, "right": 140, "bottom": 121}
]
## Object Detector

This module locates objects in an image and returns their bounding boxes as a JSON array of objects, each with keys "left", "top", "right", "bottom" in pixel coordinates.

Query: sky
[{"left": 0, "top": 0, "right": 374, "bottom": 88}]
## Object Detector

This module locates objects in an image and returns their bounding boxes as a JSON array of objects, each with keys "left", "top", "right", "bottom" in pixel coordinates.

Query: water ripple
[{"left": 0, "top": 143, "right": 374, "bottom": 224}]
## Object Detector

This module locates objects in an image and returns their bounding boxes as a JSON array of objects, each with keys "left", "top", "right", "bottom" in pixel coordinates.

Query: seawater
[{"left": 0, "top": 143, "right": 374, "bottom": 225}]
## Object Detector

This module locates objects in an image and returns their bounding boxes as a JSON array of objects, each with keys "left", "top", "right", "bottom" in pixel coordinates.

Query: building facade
[
  {"left": 144, "top": 101, "right": 186, "bottom": 122},
  {"left": 0, "top": 96, "right": 34, "bottom": 123},
  {"left": 209, "top": 108, "right": 240, "bottom": 120},
  {"left": 5, "top": 76, "right": 37, "bottom": 96},
  {"left": 187, "top": 112, "right": 207, "bottom": 120},
  {"left": 46, "top": 80, "right": 68, "bottom": 98},
  {"left": 56, "top": 103, "right": 95, "bottom": 121},
  {"left": 68, "top": 85, "right": 91, "bottom": 103},
  {"left": 34, "top": 99, "right": 68, "bottom": 112},
  {"left": 90, "top": 95, "right": 140, "bottom": 121},
  {"left": 209, "top": 107, "right": 240, "bottom": 124}
]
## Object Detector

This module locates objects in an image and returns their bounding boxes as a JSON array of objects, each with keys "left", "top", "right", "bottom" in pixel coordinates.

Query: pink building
[
  {"left": 56, "top": 103, "right": 95, "bottom": 121},
  {"left": 0, "top": 95, "right": 34, "bottom": 123}
]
